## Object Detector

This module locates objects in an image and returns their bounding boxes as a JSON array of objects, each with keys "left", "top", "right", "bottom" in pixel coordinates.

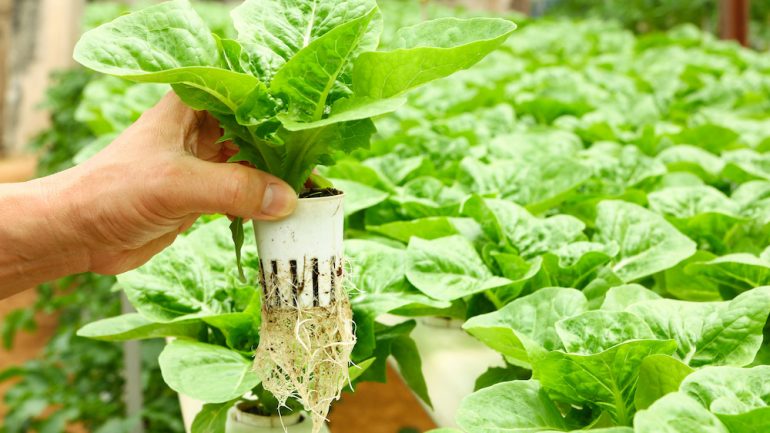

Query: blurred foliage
[
  {"left": 27, "top": 69, "right": 96, "bottom": 177},
  {"left": 0, "top": 275, "right": 183, "bottom": 433},
  {"left": 540, "top": 0, "right": 770, "bottom": 49}
]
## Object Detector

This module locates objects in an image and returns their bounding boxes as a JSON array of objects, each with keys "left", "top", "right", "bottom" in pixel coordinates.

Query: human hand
[{"left": 35, "top": 93, "right": 297, "bottom": 275}]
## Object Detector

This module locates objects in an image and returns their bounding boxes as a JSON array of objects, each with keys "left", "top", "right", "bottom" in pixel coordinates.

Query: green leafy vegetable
[
  {"left": 74, "top": 0, "right": 516, "bottom": 191},
  {"left": 594, "top": 200, "right": 697, "bottom": 282},
  {"left": 159, "top": 340, "right": 261, "bottom": 403},
  {"left": 406, "top": 236, "right": 513, "bottom": 301},
  {"left": 456, "top": 381, "right": 572, "bottom": 433}
]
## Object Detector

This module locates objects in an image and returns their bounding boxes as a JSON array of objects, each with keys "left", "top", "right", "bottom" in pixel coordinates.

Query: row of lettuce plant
[
  {"left": 320, "top": 9, "right": 770, "bottom": 433},
  {"left": 542, "top": 0, "right": 770, "bottom": 50},
  {"left": 4, "top": 1, "right": 770, "bottom": 433}
]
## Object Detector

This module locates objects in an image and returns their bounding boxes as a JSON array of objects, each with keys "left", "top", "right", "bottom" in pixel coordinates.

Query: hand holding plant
[{"left": 0, "top": 92, "right": 297, "bottom": 298}]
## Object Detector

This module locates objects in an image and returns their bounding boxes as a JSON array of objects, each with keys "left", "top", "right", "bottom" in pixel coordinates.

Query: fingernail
[{"left": 260, "top": 183, "right": 297, "bottom": 217}]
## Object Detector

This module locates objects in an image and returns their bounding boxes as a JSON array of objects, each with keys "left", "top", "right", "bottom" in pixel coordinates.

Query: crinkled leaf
[
  {"left": 120, "top": 219, "right": 258, "bottom": 322},
  {"left": 594, "top": 200, "right": 696, "bottom": 282},
  {"left": 461, "top": 196, "right": 585, "bottom": 258},
  {"left": 463, "top": 287, "right": 588, "bottom": 367},
  {"left": 231, "top": 0, "right": 379, "bottom": 69},
  {"left": 270, "top": 8, "right": 377, "bottom": 121},
  {"left": 74, "top": 0, "right": 218, "bottom": 77},
  {"left": 346, "top": 239, "right": 449, "bottom": 315},
  {"left": 555, "top": 310, "right": 655, "bottom": 354},
  {"left": 458, "top": 157, "right": 592, "bottom": 213},
  {"left": 626, "top": 286, "right": 770, "bottom": 367},
  {"left": 681, "top": 365, "right": 770, "bottom": 432},
  {"left": 634, "top": 354, "right": 694, "bottom": 410},
  {"left": 535, "top": 242, "right": 617, "bottom": 289},
  {"left": 533, "top": 339, "right": 677, "bottom": 425},
  {"left": 648, "top": 186, "right": 745, "bottom": 251},
  {"left": 406, "top": 235, "right": 512, "bottom": 301},
  {"left": 722, "top": 149, "right": 770, "bottom": 183},
  {"left": 656, "top": 145, "right": 725, "bottom": 182},
  {"left": 732, "top": 180, "right": 770, "bottom": 225}
]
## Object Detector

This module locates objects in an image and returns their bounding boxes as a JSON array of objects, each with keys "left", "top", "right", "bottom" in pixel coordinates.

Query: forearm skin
[{"left": 0, "top": 173, "right": 89, "bottom": 299}]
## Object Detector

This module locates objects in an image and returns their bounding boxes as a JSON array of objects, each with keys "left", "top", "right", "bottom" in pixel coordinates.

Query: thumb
[{"left": 167, "top": 158, "right": 298, "bottom": 220}]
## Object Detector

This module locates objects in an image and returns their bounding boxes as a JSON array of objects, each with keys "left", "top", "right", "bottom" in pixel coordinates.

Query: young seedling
[{"left": 74, "top": 0, "right": 515, "bottom": 430}]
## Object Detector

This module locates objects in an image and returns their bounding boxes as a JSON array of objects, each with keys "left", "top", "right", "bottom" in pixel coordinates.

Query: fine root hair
[{"left": 254, "top": 295, "right": 355, "bottom": 433}]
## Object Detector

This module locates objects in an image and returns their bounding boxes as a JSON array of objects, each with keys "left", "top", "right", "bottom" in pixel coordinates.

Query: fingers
[
  {"left": 135, "top": 92, "right": 223, "bottom": 155},
  {"left": 192, "top": 112, "right": 226, "bottom": 161},
  {"left": 166, "top": 158, "right": 297, "bottom": 221}
]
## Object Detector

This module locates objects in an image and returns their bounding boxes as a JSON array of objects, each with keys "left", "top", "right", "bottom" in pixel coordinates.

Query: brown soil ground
[{"left": 329, "top": 366, "right": 437, "bottom": 433}]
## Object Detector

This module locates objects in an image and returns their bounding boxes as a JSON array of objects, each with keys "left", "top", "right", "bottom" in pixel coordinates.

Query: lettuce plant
[
  {"left": 73, "top": 0, "right": 515, "bottom": 276},
  {"left": 454, "top": 285, "right": 770, "bottom": 431},
  {"left": 77, "top": 218, "right": 430, "bottom": 433},
  {"left": 73, "top": 0, "right": 515, "bottom": 192},
  {"left": 72, "top": 1, "right": 514, "bottom": 431}
]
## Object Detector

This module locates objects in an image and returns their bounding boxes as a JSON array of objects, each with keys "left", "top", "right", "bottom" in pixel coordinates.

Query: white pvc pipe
[
  {"left": 177, "top": 392, "right": 204, "bottom": 433},
  {"left": 253, "top": 194, "right": 345, "bottom": 310}
]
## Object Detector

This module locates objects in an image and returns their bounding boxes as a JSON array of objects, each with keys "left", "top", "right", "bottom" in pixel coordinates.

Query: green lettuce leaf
[
  {"left": 158, "top": 340, "right": 260, "bottom": 403},
  {"left": 463, "top": 287, "right": 588, "bottom": 368},
  {"left": 594, "top": 200, "right": 696, "bottom": 282},
  {"left": 405, "top": 235, "right": 512, "bottom": 301},
  {"left": 119, "top": 219, "right": 258, "bottom": 322},
  {"left": 456, "top": 380, "right": 573, "bottom": 433},
  {"left": 634, "top": 392, "right": 730, "bottom": 433},
  {"left": 681, "top": 366, "right": 770, "bottom": 432},
  {"left": 626, "top": 286, "right": 770, "bottom": 367},
  {"left": 685, "top": 253, "right": 770, "bottom": 297},
  {"left": 634, "top": 354, "right": 694, "bottom": 410},
  {"left": 353, "top": 18, "right": 516, "bottom": 98},
  {"left": 533, "top": 339, "right": 677, "bottom": 425}
]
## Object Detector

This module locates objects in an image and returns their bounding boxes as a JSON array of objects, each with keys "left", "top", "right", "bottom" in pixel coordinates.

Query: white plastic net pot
[
  {"left": 229, "top": 401, "right": 329, "bottom": 433},
  {"left": 254, "top": 194, "right": 345, "bottom": 310},
  {"left": 252, "top": 192, "right": 354, "bottom": 433}
]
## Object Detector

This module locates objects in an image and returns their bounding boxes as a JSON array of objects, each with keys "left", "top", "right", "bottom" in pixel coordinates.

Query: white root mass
[{"left": 254, "top": 263, "right": 355, "bottom": 433}]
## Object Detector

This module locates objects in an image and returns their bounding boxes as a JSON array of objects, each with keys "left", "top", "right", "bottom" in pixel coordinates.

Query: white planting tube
[{"left": 253, "top": 194, "right": 345, "bottom": 309}]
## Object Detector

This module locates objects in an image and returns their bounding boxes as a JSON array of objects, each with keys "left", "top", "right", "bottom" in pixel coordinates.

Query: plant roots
[{"left": 254, "top": 286, "right": 355, "bottom": 433}]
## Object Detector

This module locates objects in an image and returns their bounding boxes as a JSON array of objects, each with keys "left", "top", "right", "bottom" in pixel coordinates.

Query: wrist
[{"left": 0, "top": 171, "right": 91, "bottom": 294}]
